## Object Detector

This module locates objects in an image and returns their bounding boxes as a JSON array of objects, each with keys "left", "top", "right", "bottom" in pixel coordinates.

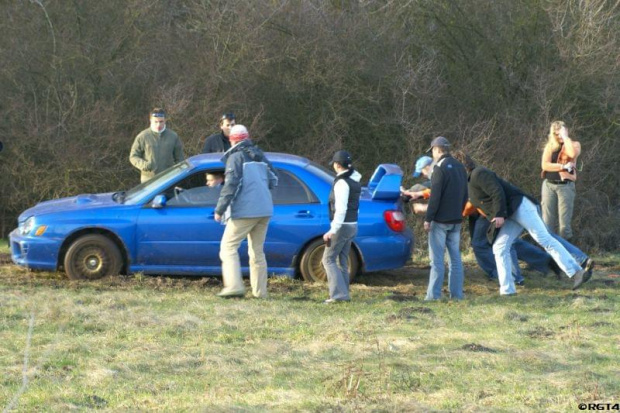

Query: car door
[
  {"left": 134, "top": 170, "right": 224, "bottom": 274},
  {"left": 266, "top": 167, "right": 327, "bottom": 270}
]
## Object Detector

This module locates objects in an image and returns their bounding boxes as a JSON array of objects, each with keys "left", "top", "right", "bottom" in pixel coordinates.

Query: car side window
[
  {"left": 165, "top": 171, "right": 223, "bottom": 207},
  {"left": 271, "top": 170, "right": 319, "bottom": 204}
]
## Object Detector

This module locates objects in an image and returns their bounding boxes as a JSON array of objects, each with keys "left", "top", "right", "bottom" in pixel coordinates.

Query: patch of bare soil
[
  {"left": 0, "top": 252, "right": 11, "bottom": 264},
  {"left": 461, "top": 343, "right": 498, "bottom": 353}
]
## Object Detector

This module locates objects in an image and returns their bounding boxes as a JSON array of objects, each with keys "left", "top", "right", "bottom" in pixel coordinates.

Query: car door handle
[{"left": 295, "top": 210, "right": 314, "bottom": 218}]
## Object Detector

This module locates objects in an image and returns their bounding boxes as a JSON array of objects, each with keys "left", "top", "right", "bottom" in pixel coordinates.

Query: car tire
[
  {"left": 299, "top": 238, "right": 358, "bottom": 283},
  {"left": 64, "top": 234, "right": 122, "bottom": 280}
]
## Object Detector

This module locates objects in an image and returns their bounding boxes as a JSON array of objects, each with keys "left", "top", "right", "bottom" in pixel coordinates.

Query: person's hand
[
  {"left": 323, "top": 232, "right": 332, "bottom": 243},
  {"left": 562, "top": 162, "right": 575, "bottom": 172},
  {"left": 492, "top": 217, "right": 505, "bottom": 228},
  {"left": 424, "top": 221, "right": 431, "bottom": 232},
  {"left": 559, "top": 126, "right": 570, "bottom": 140},
  {"left": 214, "top": 213, "right": 222, "bottom": 222},
  {"left": 413, "top": 203, "right": 427, "bottom": 214}
]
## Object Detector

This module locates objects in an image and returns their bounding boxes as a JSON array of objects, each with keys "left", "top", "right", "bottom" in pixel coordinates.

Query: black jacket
[
  {"left": 202, "top": 132, "right": 231, "bottom": 153},
  {"left": 425, "top": 155, "right": 468, "bottom": 224},
  {"left": 467, "top": 166, "right": 538, "bottom": 221}
]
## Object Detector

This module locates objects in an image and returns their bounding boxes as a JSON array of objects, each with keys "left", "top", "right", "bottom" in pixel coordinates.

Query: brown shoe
[{"left": 572, "top": 269, "right": 592, "bottom": 290}]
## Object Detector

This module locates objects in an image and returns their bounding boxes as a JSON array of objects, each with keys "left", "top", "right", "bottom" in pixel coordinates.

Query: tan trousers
[{"left": 219, "top": 217, "right": 270, "bottom": 298}]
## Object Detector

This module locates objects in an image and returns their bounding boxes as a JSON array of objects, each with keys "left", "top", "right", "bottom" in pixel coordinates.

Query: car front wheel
[
  {"left": 64, "top": 234, "right": 122, "bottom": 280},
  {"left": 299, "top": 238, "right": 359, "bottom": 283}
]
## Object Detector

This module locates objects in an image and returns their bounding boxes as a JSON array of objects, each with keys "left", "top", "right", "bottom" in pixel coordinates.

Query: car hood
[{"left": 19, "top": 192, "right": 119, "bottom": 219}]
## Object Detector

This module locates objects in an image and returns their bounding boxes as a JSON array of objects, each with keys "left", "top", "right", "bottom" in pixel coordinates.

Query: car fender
[{"left": 57, "top": 227, "right": 131, "bottom": 272}]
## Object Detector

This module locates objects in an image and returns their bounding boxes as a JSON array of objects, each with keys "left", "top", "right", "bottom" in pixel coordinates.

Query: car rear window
[{"left": 271, "top": 169, "right": 319, "bottom": 204}]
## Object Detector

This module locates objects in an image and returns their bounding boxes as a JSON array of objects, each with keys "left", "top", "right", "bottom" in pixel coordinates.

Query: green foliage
[{"left": 1, "top": 0, "right": 618, "bottom": 248}]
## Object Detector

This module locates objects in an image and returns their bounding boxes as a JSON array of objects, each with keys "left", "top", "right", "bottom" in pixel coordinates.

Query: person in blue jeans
[
  {"left": 423, "top": 137, "right": 468, "bottom": 300},
  {"left": 453, "top": 150, "right": 592, "bottom": 295},
  {"left": 470, "top": 213, "right": 590, "bottom": 283}
]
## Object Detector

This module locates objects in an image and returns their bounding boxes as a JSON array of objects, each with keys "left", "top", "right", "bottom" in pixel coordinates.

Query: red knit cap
[{"left": 229, "top": 125, "right": 249, "bottom": 141}]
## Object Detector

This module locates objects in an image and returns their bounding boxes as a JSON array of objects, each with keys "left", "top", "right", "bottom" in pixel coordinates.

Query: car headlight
[{"left": 20, "top": 217, "right": 35, "bottom": 235}]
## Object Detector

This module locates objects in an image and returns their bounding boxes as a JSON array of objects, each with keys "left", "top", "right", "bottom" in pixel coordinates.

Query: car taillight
[{"left": 384, "top": 210, "right": 406, "bottom": 232}]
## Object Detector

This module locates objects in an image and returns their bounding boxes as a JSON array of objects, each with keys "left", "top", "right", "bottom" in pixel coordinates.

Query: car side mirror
[{"left": 152, "top": 194, "right": 167, "bottom": 209}]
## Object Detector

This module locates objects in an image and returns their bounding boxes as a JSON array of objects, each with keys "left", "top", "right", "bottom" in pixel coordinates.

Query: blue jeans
[
  {"left": 552, "top": 232, "right": 587, "bottom": 266},
  {"left": 513, "top": 239, "right": 550, "bottom": 275},
  {"left": 493, "top": 198, "right": 582, "bottom": 295},
  {"left": 471, "top": 216, "right": 522, "bottom": 283},
  {"left": 427, "top": 222, "right": 464, "bottom": 300},
  {"left": 322, "top": 224, "right": 357, "bottom": 300},
  {"left": 515, "top": 232, "right": 587, "bottom": 274}
]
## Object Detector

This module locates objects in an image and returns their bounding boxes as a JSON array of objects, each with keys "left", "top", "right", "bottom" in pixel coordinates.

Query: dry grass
[{"left": 1, "top": 256, "right": 619, "bottom": 412}]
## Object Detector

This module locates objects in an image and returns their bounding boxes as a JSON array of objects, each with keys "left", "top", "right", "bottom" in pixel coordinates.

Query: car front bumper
[{"left": 9, "top": 229, "right": 61, "bottom": 271}]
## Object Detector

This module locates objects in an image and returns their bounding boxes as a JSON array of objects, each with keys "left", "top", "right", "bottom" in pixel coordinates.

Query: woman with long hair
[{"left": 540, "top": 121, "right": 581, "bottom": 240}]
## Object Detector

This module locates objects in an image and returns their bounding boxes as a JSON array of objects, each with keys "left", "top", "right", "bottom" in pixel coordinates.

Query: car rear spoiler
[{"left": 368, "top": 164, "right": 403, "bottom": 200}]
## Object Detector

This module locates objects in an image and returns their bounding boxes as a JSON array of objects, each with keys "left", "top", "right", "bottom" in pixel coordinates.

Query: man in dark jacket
[
  {"left": 202, "top": 112, "right": 236, "bottom": 153},
  {"left": 452, "top": 151, "right": 591, "bottom": 295},
  {"left": 424, "top": 137, "right": 468, "bottom": 300},
  {"left": 214, "top": 125, "right": 278, "bottom": 298}
]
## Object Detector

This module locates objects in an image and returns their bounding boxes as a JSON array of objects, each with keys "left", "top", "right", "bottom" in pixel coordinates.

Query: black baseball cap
[
  {"left": 221, "top": 112, "right": 236, "bottom": 121},
  {"left": 332, "top": 150, "right": 353, "bottom": 168}
]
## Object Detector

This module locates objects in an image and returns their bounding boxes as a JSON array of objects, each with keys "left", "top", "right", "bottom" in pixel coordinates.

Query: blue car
[{"left": 10, "top": 153, "right": 413, "bottom": 282}]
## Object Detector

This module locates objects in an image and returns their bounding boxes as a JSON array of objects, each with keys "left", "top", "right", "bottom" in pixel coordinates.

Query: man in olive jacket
[
  {"left": 214, "top": 125, "right": 278, "bottom": 298},
  {"left": 453, "top": 151, "right": 591, "bottom": 295},
  {"left": 130, "top": 108, "right": 184, "bottom": 183}
]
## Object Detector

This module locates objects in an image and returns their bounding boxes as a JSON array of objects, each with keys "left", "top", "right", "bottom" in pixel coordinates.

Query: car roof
[{"left": 187, "top": 152, "right": 312, "bottom": 168}]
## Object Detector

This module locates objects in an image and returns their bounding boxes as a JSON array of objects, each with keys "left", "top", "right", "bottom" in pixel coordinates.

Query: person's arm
[
  {"left": 327, "top": 179, "right": 350, "bottom": 235},
  {"left": 215, "top": 154, "right": 243, "bottom": 217},
  {"left": 541, "top": 145, "right": 566, "bottom": 172},
  {"left": 559, "top": 127, "right": 578, "bottom": 158},
  {"left": 476, "top": 169, "right": 507, "bottom": 222},
  {"left": 462, "top": 201, "right": 477, "bottom": 217},
  {"left": 264, "top": 156, "right": 278, "bottom": 189},
  {"left": 401, "top": 187, "right": 431, "bottom": 200},
  {"left": 202, "top": 136, "right": 212, "bottom": 154},
  {"left": 174, "top": 136, "right": 184, "bottom": 163},
  {"left": 129, "top": 135, "right": 150, "bottom": 171},
  {"left": 424, "top": 167, "right": 443, "bottom": 223}
]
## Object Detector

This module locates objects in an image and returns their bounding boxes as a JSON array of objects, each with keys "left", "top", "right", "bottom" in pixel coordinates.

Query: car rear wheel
[
  {"left": 64, "top": 234, "right": 122, "bottom": 280},
  {"left": 299, "top": 238, "right": 359, "bottom": 283}
]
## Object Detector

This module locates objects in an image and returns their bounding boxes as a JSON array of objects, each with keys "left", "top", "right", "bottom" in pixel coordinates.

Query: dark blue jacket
[{"left": 425, "top": 155, "right": 468, "bottom": 224}]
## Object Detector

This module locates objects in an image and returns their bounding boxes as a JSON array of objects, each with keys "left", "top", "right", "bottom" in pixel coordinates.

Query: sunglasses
[{"left": 221, "top": 113, "right": 236, "bottom": 121}]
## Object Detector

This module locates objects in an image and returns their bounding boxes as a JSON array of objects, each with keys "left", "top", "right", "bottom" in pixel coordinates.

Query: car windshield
[{"left": 123, "top": 162, "right": 191, "bottom": 204}]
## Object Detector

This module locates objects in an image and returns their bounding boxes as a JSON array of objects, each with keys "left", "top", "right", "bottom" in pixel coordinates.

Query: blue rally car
[{"left": 10, "top": 153, "right": 413, "bottom": 282}]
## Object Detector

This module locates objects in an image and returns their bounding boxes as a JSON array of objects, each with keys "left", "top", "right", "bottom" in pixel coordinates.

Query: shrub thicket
[{"left": 1, "top": 0, "right": 618, "bottom": 250}]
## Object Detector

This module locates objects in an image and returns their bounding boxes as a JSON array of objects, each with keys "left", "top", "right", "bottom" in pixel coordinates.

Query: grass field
[{"left": 1, "top": 249, "right": 619, "bottom": 412}]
